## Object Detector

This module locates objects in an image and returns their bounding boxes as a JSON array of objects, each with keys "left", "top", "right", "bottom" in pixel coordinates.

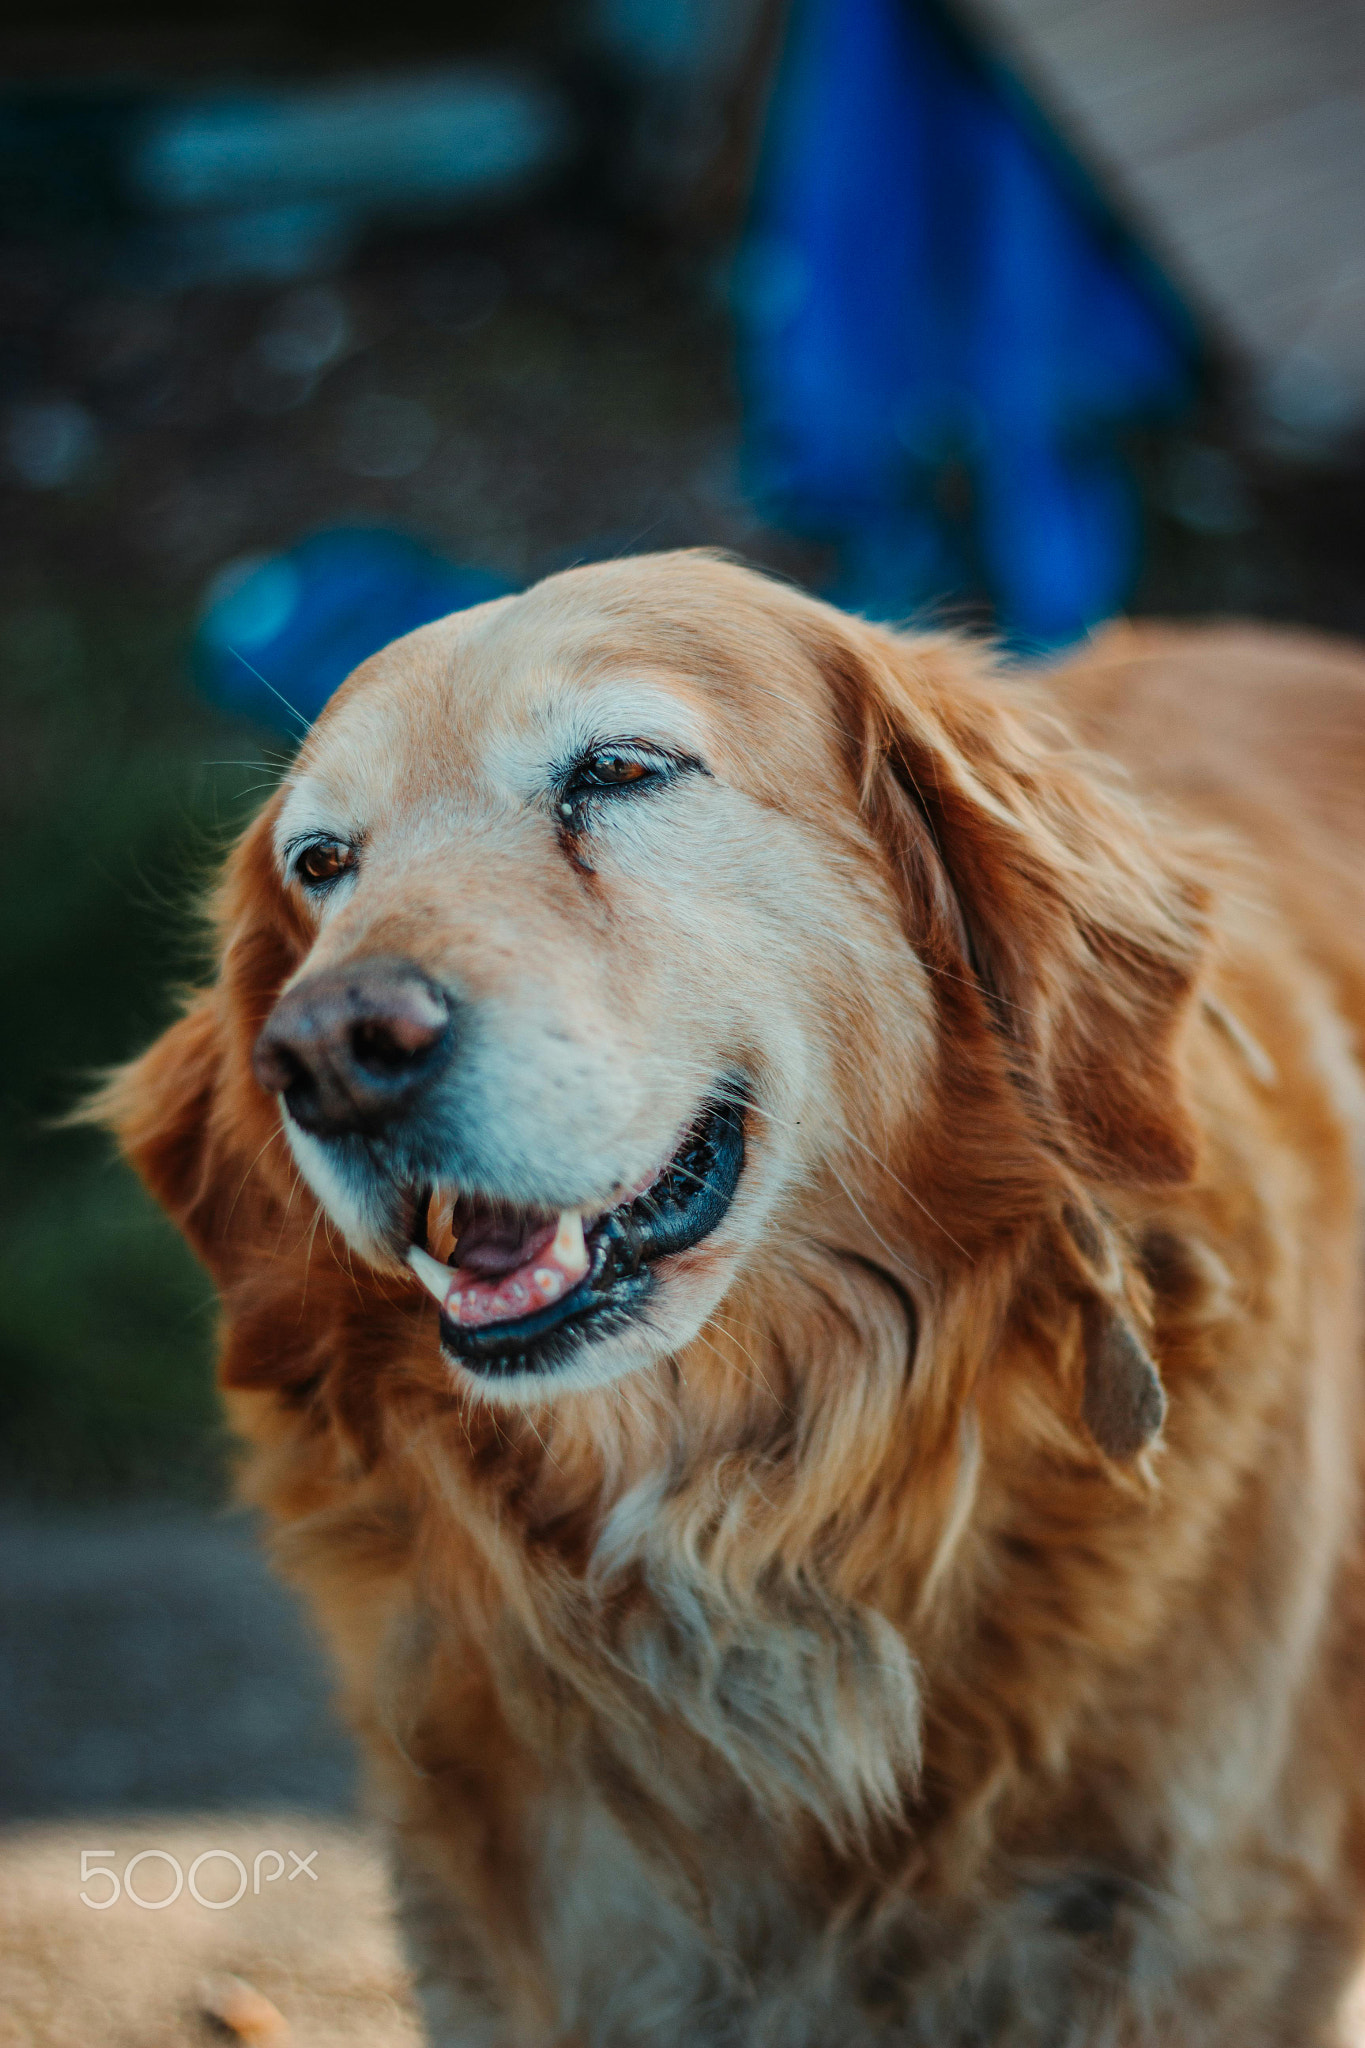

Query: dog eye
[
  {"left": 572, "top": 751, "right": 656, "bottom": 791},
  {"left": 556, "top": 744, "right": 704, "bottom": 824},
  {"left": 558, "top": 750, "right": 664, "bottom": 813},
  {"left": 293, "top": 839, "right": 355, "bottom": 888}
]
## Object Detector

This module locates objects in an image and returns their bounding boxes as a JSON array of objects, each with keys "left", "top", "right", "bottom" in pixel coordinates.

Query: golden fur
[{"left": 103, "top": 555, "right": 1365, "bottom": 2044}]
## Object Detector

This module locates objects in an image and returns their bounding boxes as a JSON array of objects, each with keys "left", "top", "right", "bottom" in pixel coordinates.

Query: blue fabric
[
  {"left": 738, "top": 0, "right": 1196, "bottom": 645},
  {"left": 196, "top": 527, "right": 512, "bottom": 728}
]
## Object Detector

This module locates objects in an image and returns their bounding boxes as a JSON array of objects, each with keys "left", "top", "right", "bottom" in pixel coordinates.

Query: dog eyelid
[{"left": 556, "top": 743, "right": 707, "bottom": 812}]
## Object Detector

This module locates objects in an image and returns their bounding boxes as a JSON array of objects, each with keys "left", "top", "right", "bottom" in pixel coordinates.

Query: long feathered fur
[{"left": 96, "top": 556, "right": 1365, "bottom": 2045}]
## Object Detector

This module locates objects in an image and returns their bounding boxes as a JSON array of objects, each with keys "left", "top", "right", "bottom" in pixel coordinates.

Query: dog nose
[{"left": 253, "top": 957, "right": 452, "bottom": 1137}]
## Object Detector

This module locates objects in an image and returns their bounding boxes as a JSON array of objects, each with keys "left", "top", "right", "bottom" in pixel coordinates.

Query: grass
[{"left": 1, "top": 579, "right": 283, "bottom": 1502}]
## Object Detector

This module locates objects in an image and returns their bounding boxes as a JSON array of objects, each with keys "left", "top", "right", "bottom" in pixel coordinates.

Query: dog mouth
[{"left": 404, "top": 1094, "right": 746, "bottom": 1379}]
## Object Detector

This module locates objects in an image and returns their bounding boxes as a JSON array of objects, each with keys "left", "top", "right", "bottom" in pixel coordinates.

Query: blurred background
[{"left": 2, "top": 0, "right": 1363, "bottom": 2018}]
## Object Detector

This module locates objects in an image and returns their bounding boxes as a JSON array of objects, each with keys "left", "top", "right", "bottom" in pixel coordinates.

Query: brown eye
[
  {"left": 589, "top": 753, "right": 650, "bottom": 785},
  {"left": 294, "top": 839, "right": 353, "bottom": 887},
  {"left": 557, "top": 745, "right": 702, "bottom": 819},
  {"left": 565, "top": 751, "right": 657, "bottom": 800}
]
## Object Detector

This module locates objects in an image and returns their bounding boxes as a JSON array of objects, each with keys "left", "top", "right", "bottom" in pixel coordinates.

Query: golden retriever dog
[{"left": 103, "top": 552, "right": 1365, "bottom": 2045}]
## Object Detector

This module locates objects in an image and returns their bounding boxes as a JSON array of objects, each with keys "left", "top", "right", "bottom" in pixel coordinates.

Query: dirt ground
[
  {"left": 0, "top": 1510, "right": 413, "bottom": 2042},
  {"left": 0, "top": 1814, "right": 420, "bottom": 2047}
]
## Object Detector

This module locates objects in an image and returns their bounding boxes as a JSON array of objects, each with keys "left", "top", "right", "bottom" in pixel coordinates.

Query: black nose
[{"left": 253, "top": 957, "right": 452, "bottom": 1138}]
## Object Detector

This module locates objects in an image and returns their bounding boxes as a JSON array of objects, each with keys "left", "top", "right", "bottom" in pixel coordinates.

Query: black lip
[{"left": 435, "top": 1094, "right": 746, "bottom": 1380}]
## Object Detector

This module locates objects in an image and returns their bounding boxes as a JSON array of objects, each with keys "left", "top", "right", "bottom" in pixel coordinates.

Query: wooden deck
[{"left": 957, "top": 0, "right": 1365, "bottom": 435}]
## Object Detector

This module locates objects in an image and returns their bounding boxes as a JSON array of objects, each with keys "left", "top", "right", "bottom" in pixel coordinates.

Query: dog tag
[{"left": 1080, "top": 1299, "right": 1166, "bottom": 1461}]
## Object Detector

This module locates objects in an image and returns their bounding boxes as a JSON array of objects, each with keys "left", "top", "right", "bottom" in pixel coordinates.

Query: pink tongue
[
  {"left": 442, "top": 1214, "right": 589, "bottom": 1329},
  {"left": 454, "top": 1213, "right": 556, "bottom": 1277}
]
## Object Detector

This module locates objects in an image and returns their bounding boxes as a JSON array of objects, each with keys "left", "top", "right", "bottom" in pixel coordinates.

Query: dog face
[
  {"left": 246, "top": 558, "right": 938, "bottom": 1402},
  {"left": 107, "top": 553, "right": 1207, "bottom": 1421}
]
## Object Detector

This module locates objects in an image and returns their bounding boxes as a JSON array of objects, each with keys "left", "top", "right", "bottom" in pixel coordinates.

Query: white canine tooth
[
  {"left": 407, "top": 1244, "right": 454, "bottom": 1306},
  {"left": 552, "top": 1209, "right": 587, "bottom": 1273}
]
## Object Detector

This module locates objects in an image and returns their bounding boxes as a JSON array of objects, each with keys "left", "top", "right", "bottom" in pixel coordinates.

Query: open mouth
[{"left": 405, "top": 1095, "right": 746, "bottom": 1379}]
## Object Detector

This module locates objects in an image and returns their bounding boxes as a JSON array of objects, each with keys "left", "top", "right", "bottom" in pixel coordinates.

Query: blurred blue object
[
  {"left": 127, "top": 67, "right": 572, "bottom": 287},
  {"left": 0, "top": 66, "right": 572, "bottom": 290},
  {"left": 737, "top": 0, "right": 1198, "bottom": 645},
  {"left": 132, "top": 68, "right": 570, "bottom": 214},
  {"left": 197, "top": 529, "right": 512, "bottom": 729}
]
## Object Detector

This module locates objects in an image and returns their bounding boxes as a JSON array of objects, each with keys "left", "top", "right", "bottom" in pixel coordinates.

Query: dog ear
[
  {"left": 93, "top": 803, "right": 307, "bottom": 1286},
  {"left": 97, "top": 990, "right": 228, "bottom": 1269},
  {"left": 813, "top": 615, "right": 1210, "bottom": 1192}
]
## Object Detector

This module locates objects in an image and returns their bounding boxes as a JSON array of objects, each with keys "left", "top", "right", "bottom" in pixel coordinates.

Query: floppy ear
[
  {"left": 96, "top": 804, "right": 413, "bottom": 1430},
  {"left": 98, "top": 990, "right": 228, "bottom": 1269},
  {"left": 813, "top": 614, "right": 1210, "bottom": 1194},
  {"left": 93, "top": 802, "right": 308, "bottom": 1288}
]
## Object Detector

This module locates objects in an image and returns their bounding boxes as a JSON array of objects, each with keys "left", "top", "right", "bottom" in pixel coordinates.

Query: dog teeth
[
  {"left": 425, "top": 1189, "right": 458, "bottom": 1263},
  {"left": 407, "top": 1243, "right": 454, "bottom": 1306},
  {"left": 552, "top": 1210, "right": 587, "bottom": 1275},
  {"left": 409, "top": 1209, "right": 589, "bottom": 1328}
]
